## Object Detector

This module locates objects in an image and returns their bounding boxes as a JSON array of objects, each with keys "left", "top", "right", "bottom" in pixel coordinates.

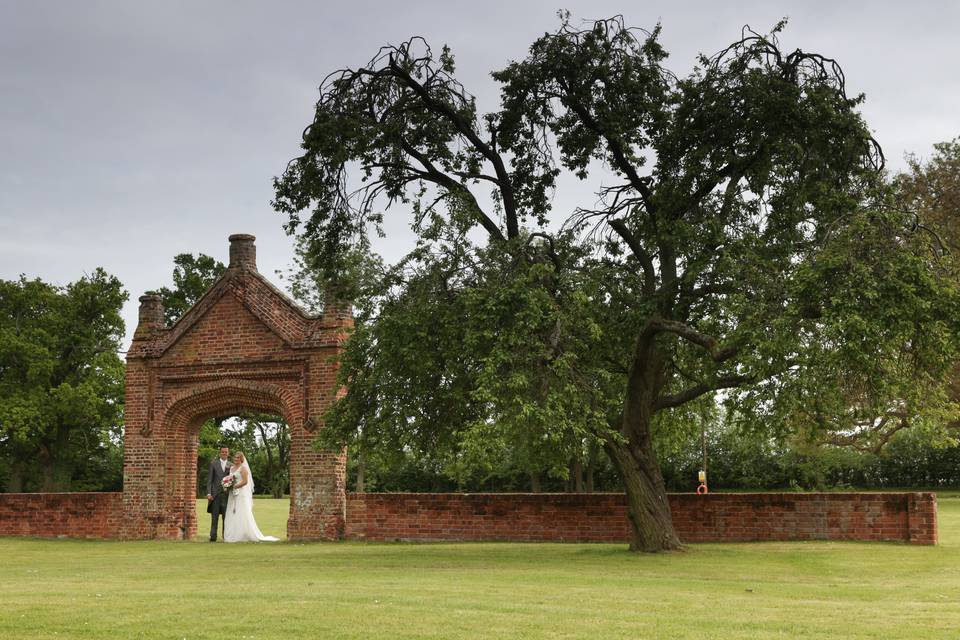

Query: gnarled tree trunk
[
  {"left": 585, "top": 440, "right": 598, "bottom": 493},
  {"left": 40, "top": 459, "right": 72, "bottom": 492},
  {"left": 603, "top": 332, "right": 683, "bottom": 552},
  {"left": 38, "top": 434, "right": 72, "bottom": 492},
  {"left": 605, "top": 439, "right": 682, "bottom": 552},
  {"left": 570, "top": 457, "right": 584, "bottom": 493}
]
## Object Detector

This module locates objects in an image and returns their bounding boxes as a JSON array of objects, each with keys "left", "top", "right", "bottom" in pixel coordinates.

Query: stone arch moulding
[{"left": 120, "top": 234, "right": 352, "bottom": 541}]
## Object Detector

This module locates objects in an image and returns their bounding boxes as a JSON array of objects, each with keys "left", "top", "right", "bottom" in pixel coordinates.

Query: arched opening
[{"left": 161, "top": 382, "right": 298, "bottom": 540}]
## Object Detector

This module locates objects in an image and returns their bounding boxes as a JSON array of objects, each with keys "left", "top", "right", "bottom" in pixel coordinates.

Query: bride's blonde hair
[{"left": 234, "top": 452, "right": 246, "bottom": 464}]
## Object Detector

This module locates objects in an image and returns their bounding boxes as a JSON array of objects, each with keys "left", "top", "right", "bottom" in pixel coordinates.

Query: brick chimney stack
[
  {"left": 323, "top": 289, "right": 353, "bottom": 325},
  {"left": 134, "top": 294, "right": 165, "bottom": 339},
  {"left": 228, "top": 234, "right": 257, "bottom": 270}
]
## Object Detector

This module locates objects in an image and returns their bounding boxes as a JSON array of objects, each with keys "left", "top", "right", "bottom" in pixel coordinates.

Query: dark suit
[{"left": 207, "top": 457, "right": 231, "bottom": 541}]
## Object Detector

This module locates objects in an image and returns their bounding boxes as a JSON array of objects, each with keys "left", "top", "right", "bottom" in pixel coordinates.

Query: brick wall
[
  {"left": 0, "top": 491, "right": 936, "bottom": 544},
  {"left": 345, "top": 492, "right": 937, "bottom": 545},
  {"left": 670, "top": 492, "right": 937, "bottom": 544},
  {"left": 0, "top": 492, "right": 123, "bottom": 539}
]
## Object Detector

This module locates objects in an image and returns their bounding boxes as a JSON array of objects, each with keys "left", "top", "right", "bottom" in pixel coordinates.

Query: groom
[{"left": 206, "top": 445, "right": 231, "bottom": 542}]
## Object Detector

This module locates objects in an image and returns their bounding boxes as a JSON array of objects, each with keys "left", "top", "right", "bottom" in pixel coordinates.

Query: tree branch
[
  {"left": 397, "top": 138, "right": 506, "bottom": 242},
  {"left": 608, "top": 219, "right": 656, "bottom": 294},
  {"left": 647, "top": 317, "right": 739, "bottom": 362},
  {"left": 655, "top": 373, "right": 753, "bottom": 410},
  {"left": 387, "top": 55, "right": 520, "bottom": 238},
  {"left": 561, "top": 96, "right": 656, "bottom": 218}
]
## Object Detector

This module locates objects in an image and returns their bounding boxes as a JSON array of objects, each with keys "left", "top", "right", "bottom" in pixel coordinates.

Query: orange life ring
[{"left": 696, "top": 483, "right": 709, "bottom": 495}]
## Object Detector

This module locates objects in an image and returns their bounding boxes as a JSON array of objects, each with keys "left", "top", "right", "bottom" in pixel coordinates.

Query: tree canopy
[
  {"left": 275, "top": 16, "right": 959, "bottom": 551},
  {"left": 0, "top": 270, "right": 127, "bottom": 492}
]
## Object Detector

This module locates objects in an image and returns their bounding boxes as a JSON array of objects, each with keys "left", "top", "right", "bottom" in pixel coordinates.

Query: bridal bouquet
[{"left": 222, "top": 471, "right": 242, "bottom": 496}]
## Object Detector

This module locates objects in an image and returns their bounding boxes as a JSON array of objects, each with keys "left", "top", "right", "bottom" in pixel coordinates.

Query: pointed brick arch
[{"left": 120, "top": 234, "right": 351, "bottom": 540}]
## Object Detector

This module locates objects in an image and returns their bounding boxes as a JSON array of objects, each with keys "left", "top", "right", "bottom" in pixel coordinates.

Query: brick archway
[{"left": 120, "top": 234, "right": 351, "bottom": 540}]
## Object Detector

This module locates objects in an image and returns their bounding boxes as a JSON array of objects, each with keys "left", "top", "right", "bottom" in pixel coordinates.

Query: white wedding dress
[{"left": 223, "top": 462, "right": 279, "bottom": 543}]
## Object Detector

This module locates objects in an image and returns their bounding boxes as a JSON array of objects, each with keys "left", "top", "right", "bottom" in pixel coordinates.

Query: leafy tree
[
  {"left": 245, "top": 413, "right": 290, "bottom": 498},
  {"left": 152, "top": 253, "right": 226, "bottom": 326},
  {"left": 274, "top": 17, "right": 957, "bottom": 551},
  {"left": 0, "top": 271, "right": 127, "bottom": 491},
  {"left": 767, "top": 139, "right": 960, "bottom": 455},
  {"left": 897, "top": 138, "right": 960, "bottom": 431},
  {"left": 900, "top": 138, "right": 960, "bottom": 256}
]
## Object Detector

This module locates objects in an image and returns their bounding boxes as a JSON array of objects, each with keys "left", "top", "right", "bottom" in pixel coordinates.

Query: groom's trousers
[{"left": 209, "top": 491, "right": 228, "bottom": 541}]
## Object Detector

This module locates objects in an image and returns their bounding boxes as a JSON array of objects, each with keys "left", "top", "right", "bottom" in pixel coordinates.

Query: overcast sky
[{"left": 1, "top": 1, "right": 958, "bottom": 348}]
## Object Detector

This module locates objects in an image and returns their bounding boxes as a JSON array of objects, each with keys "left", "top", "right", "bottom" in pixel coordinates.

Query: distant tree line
[{"left": 344, "top": 425, "right": 960, "bottom": 494}]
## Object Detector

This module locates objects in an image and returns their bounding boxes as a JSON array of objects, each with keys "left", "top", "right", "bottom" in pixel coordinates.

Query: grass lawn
[{"left": 1, "top": 497, "right": 958, "bottom": 639}]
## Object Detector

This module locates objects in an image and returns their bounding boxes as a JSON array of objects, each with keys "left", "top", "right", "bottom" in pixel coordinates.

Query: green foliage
[
  {"left": 277, "top": 237, "right": 385, "bottom": 315},
  {"left": 310, "top": 233, "right": 616, "bottom": 489},
  {"left": 899, "top": 138, "right": 960, "bottom": 257},
  {"left": 0, "top": 270, "right": 127, "bottom": 492},
  {"left": 896, "top": 139, "right": 960, "bottom": 432},
  {"left": 730, "top": 203, "right": 960, "bottom": 449},
  {"left": 151, "top": 253, "right": 226, "bottom": 325},
  {"left": 660, "top": 417, "right": 960, "bottom": 492}
]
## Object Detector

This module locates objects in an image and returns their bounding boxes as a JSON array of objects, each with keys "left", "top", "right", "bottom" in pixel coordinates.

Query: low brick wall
[
  {"left": 0, "top": 492, "right": 123, "bottom": 539},
  {"left": 671, "top": 492, "right": 937, "bottom": 544},
  {"left": 345, "top": 492, "right": 937, "bottom": 545},
  {"left": 0, "top": 491, "right": 937, "bottom": 544}
]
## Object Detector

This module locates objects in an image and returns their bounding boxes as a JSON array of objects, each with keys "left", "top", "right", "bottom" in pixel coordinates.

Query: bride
[{"left": 223, "top": 452, "right": 279, "bottom": 543}]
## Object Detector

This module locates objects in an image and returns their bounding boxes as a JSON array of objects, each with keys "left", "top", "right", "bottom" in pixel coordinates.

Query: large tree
[
  {"left": 0, "top": 270, "right": 127, "bottom": 491},
  {"left": 274, "top": 17, "right": 957, "bottom": 551}
]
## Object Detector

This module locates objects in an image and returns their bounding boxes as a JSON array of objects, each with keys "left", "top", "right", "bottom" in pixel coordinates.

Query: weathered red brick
[
  {"left": 343, "top": 492, "right": 937, "bottom": 545},
  {"left": 0, "top": 493, "right": 122, "bottom": 539}
]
